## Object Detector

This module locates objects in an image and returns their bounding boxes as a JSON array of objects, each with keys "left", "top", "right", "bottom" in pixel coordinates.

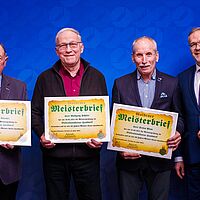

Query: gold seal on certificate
[
  {"left": 0, "top": 100, "right": 31, "bottom": 146},
  {"left": 45, "top": 96, "right": 110, "bottom": 143},
  {"left": 107, "top": 103, "right": 178, "bottom": 159}
]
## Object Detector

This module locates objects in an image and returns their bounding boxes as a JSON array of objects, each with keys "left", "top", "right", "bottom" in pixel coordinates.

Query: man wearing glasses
[
  {"left": 0, "top": 43, "right": 27, "bottom": 200},
  {"left": 31, "top": 28, "right": 107, "bottom": 200},
  {"left": 175, "top": 27, "right": 200, "bottom": 199}
]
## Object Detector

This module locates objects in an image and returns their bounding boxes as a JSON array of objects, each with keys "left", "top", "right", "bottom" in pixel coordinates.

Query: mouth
[
  {"left": 139, "top": 65, "right": 150, "bottom": 68},
  {"left": 194, "top": 52, "right": 200, "bottom": 55}
]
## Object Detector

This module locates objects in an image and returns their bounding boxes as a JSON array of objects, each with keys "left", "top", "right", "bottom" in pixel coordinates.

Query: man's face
[
  {"left": 189, "top": 30, "right": 200, "bottom": 65},
  {"left": 132, "top": 38, "right": 159, "bottom": 78},
  {"left": 55, "top": 30, "right": 84, "bottom": 69},
  {"left": 0, "top": 46, "right": 8, "bottom": 74}
]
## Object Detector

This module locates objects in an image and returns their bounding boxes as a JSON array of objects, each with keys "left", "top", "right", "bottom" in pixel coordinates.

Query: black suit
[
  {"left": 112, "top": 69, "right": 184, "bottom": 199},
  {"left": 0, "top": 74, "right": 27, "bottom": 199}
]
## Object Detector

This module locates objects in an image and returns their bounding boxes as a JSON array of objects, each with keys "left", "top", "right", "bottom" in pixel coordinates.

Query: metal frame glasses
[{"left": 56, "top": 42, "right": 82, "bottom": 51}]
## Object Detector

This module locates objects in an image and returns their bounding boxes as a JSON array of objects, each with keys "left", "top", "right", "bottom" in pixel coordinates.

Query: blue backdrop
[{"left": 0, "top": 0, "right": 200, "bottom": 199}]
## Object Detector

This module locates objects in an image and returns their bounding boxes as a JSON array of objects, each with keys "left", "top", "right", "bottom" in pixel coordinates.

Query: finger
[
  {"left": 91, "top": 139, "right": 103, "bottom": 146},
  {"left": 168, "top": 136, "right": 181, "bottom": 143},
  {"left": 41, "top": 141, "right": 55, "bottom": 148},
  {"left": 1, "top": 144, "right": 9, "bottom": 149},
  {"left": 176, "top": 169, "right": 182, "bottom": 179},
  {"left": 43, "top": 143, "right": 56, "bottom": 149},
  {"left": 86, "top": 142, "right": 101, "bottom": 148},
  {"left": 124, "top": 156, "right": 141, "bottom": 160},
  {"left": 6, "top": 144, "right": 14, "bottom": 149},
  {"left": 167, "top": 138, "right": 181, "bottom": 147}
]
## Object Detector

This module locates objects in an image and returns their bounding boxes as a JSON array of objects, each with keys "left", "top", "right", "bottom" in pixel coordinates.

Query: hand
[
  {"left": 1, "top": 144, "right": 14, "bottom": 149},
  {"left": 86, "top": 139, "right": 102, "bottom": 148},
  {"left": 167, "top": 131, "right": 181, "bottom": 151},
  {"left": 40, "top": 134, "right": 56, "bottom": 149},
  {"left": 197, "top": 130, "right": 200, "bottom": 139},
  {"left": 175, "top": 161, "right": 185, "bottom": 179},
  {"left": 120, "top": 152, "right": 141, "bottom": 160}
]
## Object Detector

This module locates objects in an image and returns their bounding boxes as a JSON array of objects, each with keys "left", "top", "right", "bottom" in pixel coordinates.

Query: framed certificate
[
  {"left": 107, "top": 103, "right": 178, "bottom": 159},
  {"left": 0, "top": 100, "right": 31, "bottom": 146},
  {"left": 45, "top": 96, "right": 110, "bottom": 143}
]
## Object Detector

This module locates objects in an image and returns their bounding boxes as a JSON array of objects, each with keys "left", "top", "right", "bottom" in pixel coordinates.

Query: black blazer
[
  {"left": 0, "top": 74, "right": 27, "bottom": 184},
  {"left": 178, "top": 65, "right": 200, "bottom": 165},
  {"left": 112, "top": 69, "right": 184, "bottom": 172}
]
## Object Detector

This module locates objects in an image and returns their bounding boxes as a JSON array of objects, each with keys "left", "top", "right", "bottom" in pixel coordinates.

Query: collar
[
  {"left": 137, "top": 69, "right": 156, "bottom": 81},
  {"left": 195, "top": 64, "right": 200, "bottom": 73},
  {"left": 60, "top": 62, "right": 84, "bottom": 77}
]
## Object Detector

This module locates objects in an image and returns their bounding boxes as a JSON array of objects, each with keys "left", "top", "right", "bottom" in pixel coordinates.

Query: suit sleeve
[
  {"left": 172, "top": 79, "right": 184, "bottom": 135},
  {"left": 31, "top": 77, "right": 44, "bottom": 138},
  {"left": 21, "top": 82, "right": 28, "bottom": 100}
]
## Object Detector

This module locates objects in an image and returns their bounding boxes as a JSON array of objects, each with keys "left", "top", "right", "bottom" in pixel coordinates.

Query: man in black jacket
[{"left": 31, "top": 28, "right": 107, "bottom": 200}]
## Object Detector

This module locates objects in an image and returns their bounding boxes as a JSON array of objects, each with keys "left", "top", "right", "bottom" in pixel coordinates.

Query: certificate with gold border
[
  {"left": 45, "top": 96, "right": 110, "bottom": 143},
  {"left": 107, "top": 103, "right": 178, "bottom": 159},
  {"left": 0, "top": 100, "right": 31, "bottom": 146}
]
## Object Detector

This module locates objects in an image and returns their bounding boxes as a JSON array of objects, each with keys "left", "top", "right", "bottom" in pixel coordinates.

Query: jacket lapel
[
  {"left": 130, "top": 71, "right": 142, "bottom": 107},
  {"left": 1, "top": 75, "right": 10, "bottom": 99},
  {"left": 188, "top": 66, "right": 199, "bottom": 109},
  {"left": 151, "top": 70, "right": 162, "bottom": 108}
]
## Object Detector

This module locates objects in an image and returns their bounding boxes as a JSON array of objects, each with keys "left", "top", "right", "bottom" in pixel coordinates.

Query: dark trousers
[
  {"left": 185, "top": 164, "right": 200, "bottom": 200},
  {"left": 118, "top": 169, "right": 171, "bottom": 200},
  {"left": 43, "top": 156, "right": 102, "bottom": 200},
  {"left": 0, "top": 179, "right": 18, "bottom": 200}
]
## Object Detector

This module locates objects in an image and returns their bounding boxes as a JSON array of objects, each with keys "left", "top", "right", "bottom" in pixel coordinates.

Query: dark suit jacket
[
  {"left": 0, "top": 74, "right": 27, "bottom": 185},
  {"left": 112, "top": 69, "right": 184, "bottom": 172},
  {"left": 178, "top": 65, "right": 200, "bottom": 165}
]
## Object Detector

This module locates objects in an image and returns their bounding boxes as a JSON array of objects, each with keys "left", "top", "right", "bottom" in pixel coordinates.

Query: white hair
[
  {"left": 55, "top": 28, "right": 82, "bottom": 45},
  {"left": 132, "top": 36, "right": 157, "bottom": 54}
]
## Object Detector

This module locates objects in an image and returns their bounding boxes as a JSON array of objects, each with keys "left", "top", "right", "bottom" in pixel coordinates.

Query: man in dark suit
[
  {"left": 175, "top": 27, "right": 200, "bottom": 199},
  {"left": 0, "top": 43, "right": 27, "bottom": 200},
  {"left": 112, "top": 36, "right": 184, "bottom": 200}
]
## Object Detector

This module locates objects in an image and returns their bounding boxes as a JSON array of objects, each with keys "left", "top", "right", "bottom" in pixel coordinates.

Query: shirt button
[
  {"left": 145, "top": 95, "right": 148, "bottom": 98},
  {"left": 73, "top": 89, "right": 76, "bottom": 92}
]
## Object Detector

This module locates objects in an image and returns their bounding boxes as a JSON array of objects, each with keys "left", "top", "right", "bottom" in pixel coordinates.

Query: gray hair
[
  {"left": 55, "top": 28, "right": 82, "bottom": 45},
  {"left": 188, "top": 27, "right": 200, "bottom": 41},
  {"left": 0, "top": 43, "right": 7, "bottom": 55},
  {"left": 132, "top": 36, "right": 157, "bottom": 54}
]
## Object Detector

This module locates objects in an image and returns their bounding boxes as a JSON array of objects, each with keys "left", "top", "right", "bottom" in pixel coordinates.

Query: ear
[
  {"left": 131, "top": 54, "right": 135, "bottom": 63},
  {"left": 80, "top": 43, "right": 84, "bottom": 53},
  {"left": 5, "top": 55, "right": 8, "bottom": 62},
  {"left": 3, "top": 55, "right": 8, "bottom": 66},
  {"left": 156, "top": 51, "right": 159, "bottom": 62}
]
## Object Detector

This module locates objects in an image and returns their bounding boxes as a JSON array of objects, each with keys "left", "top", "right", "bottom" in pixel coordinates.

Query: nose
[
  {"left": 142, "top": 55, "right": 147, "bottom": 63},
  {"left": 196, "top": 42, "right": 200, "bottom": 50},
  {"left": 65, "top": 44, "right": 72, "bottom": 51}
]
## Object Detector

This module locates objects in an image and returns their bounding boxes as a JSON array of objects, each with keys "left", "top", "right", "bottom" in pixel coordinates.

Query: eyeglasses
[
  {"left": 56, "top": 42, "right": 82, "bottom": 51},
  {"left": 189, "top": 41, "right": 200, "bottom": 49}
]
